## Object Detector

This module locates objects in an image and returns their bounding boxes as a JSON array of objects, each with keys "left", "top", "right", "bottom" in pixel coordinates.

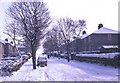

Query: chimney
[
  {"left": 5, "top": 38, "right": 8, "bottom": 42},
  {"left": 98, "top": 23, "right": 103, "bottom": 29},
  {"left": 11, "top": 41, "right": 13, "bottom": 44},
  {"left": 82, "top": 31, "right": 86, "bottom": 35}
]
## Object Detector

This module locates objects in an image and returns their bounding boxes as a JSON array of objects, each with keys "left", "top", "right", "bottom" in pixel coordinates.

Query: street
[{"left": 0, "top": 57, "right": 118, "bottom": 81}]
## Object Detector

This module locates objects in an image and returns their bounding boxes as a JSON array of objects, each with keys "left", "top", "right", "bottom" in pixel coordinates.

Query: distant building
[
  {"left": 16, "top": 43, "right": 26, "bottom": 54},
  {"left": 16, "top": 41, "right": 31, "bottom": 54}
]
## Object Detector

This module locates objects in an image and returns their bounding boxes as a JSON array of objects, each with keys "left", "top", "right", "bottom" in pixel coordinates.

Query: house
[
  {"left": 0, "top": 39, "right": 17, "bottom": 58},
  {"left": 0, "top": 39, "right": 5, "bottom": 58},
  {"left": 54, "top": 24, "right": 119, "bottom": 53},
  {"left": 76, "top": 24, "right": 120, "bottom": 52},
  {"left": 16, "top": 43, "right": 26, "bottom": 54},
  {"left": 4, "top": 42, "right": 14, "bottom": 57}
]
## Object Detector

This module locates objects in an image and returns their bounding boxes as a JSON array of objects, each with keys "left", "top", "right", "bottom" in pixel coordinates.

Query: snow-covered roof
[
  {"left": 78, "top": 27, "right": 119, "bottom": 40},
  {"left": 80, "top": 34, "right": 90, "bottom": 39},
  {"left": 0, "top": 39, "right": 6, "bottom": 44},
  {"left": 93, "top": 27, "right": 120, "bottom": 34}
]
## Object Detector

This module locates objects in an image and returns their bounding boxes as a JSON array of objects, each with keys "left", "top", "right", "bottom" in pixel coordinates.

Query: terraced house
[
  {"left": 0, "top": 40, "right": 5, "bottom": 58},
  {"left": 68, "top": 24, "right": 120, "bottom": 53},
  {"left": 0, "top": 39, "right": 16, "bottom": 59}
]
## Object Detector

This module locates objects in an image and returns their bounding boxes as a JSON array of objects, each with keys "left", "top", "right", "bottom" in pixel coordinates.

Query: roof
[
  {"left": 80, "top": 34, "right": 89, "bottom": 39},
  {"left": 0, "top": 39, "right": 6, "bottom": 44},
  {"left": 93, "top": 27, "right": 120, "bottom": 34},
  {"left": 79, "top": 27, "right": 120, "bottom": 40}
]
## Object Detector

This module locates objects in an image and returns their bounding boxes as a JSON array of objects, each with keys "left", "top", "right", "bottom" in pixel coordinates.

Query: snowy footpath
[{"left": 0, "top": 57, "right": 118, "bottom": 81}]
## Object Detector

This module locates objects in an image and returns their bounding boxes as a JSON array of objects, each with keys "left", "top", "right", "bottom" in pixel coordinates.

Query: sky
[
  {"left": 0, "top": 0, "right": 119, "bottom": 40},
  {"left": 44, "top": 0, "right": 119, "bottom": 33}
]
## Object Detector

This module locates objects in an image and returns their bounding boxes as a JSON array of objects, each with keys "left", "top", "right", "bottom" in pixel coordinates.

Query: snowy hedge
[
  {"left": 0, "top": 55, "right": 31, "bottom": 76},
  {"left": 74, "top": 53, "right": 120, "bottom": 68},
  {"left": 76, "top": 53, "right": 119, "bottom": 59}
]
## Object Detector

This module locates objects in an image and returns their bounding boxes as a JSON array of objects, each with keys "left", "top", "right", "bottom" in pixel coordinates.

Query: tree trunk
[
  {"left": 66, "top": 41, "right": 70, "bottom": 62},
  {"left": 32, "top": 52, "right": 36, "bottom": 69},
  {"left": 31, "top": 44, "right": 36, "bottom": 69}
]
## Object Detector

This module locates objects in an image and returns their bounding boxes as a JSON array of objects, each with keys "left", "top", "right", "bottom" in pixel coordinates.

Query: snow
[
  {"left": 0, "top": 39, "right": 6, "bottom": 44},
  {"left": 76, "top": 53, "right": 119, "bottom": 59},
  {"left": 93, "top": 27, "right": 120, "bottom": 34},
  {"left": 102, "top": 45, "right": 118, "bottom": 49},
  {"left": 80, "top": 33, "right": 89, "bottom": 39},
  {"left": 79, "top": 27, "right": 120, "bottom": 40},
  {"left": 0, "top": 57, "right": 118, "bottom": 81}
]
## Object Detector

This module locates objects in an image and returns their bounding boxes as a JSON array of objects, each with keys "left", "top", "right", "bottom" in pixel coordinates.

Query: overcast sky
[
  {"left": 0, "top": 0, "right": 119, "bottom": 39},
  {"left": 45, "top": 0, "right": 119, "bottom": 33}
]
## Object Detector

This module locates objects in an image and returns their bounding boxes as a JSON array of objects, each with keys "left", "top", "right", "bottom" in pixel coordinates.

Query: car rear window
[{"left": 38, "top": 57, "right": 46, "bottom": 60}]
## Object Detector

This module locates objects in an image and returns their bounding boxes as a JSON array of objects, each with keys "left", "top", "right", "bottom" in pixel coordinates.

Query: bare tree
[
  {"left": 43, "top": 27, "right": 63, "bottom": 53},
  {"left": 43, "top": 31, "right": 56, "bottom": 52},
  {"left": 56, "top": 17, "right": 86, "bottom": 62},
  {"left": 6, "top": 2, "right": 51, "bottom": 69}
]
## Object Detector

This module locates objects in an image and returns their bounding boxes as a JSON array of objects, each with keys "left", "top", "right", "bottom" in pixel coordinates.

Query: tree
[
  {"left": 43, "top": 27, "right": 63, "bottom": 54},
  {"left": 52, "top": 27, "right": 63, "bottom": 54},
  {"left": 6, "top": 2, "right": 51, "bottom": 69},
  {"left": 43, "top": 31, "right": 57, "bottom": 52},
  {"left": 56, "top": 17, "right": 86, "bottom": 62}
]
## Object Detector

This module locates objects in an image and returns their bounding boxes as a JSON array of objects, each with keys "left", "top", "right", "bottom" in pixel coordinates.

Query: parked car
[
  {"left": 37, "top": 56, "right": 47, "bottom": 67},
  {"left": 21, "top": 55, "right": 29, "bottom": 60},
  {"left": 60, "top": 52, "right": 68, "bottom": 58}
]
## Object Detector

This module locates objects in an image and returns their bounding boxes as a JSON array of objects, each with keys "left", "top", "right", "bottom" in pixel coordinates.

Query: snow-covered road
[{"left": 0, "top": 57, "right": 118, "bottom": 81}]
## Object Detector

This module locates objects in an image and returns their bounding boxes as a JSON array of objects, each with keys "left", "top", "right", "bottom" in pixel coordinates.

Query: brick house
[
  {"left": 4, "top": 42, "right": 14, "bottom": 57},
  {"left": 0, "top": 40, "right": 5, "bottom": 58},
  {"left": 0, "top": 39, "right": 17, "bottom": 58},
  {"left": 76, "top": 26, "right": 120, "bottom": 52}
]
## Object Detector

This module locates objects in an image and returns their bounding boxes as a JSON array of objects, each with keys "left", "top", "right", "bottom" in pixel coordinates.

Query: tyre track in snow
[
  {"left": 0, "top": 57, "right": 117, "bottom": 81},
  {"left": 38, "top": 67, "right": 55, "bottom": 81},
  {"left": 44, "top": 72, "right": 55, "bottom": 81},
  {"left": 38, "top": 67, "right": 46, "bottom": 81},
  {"left": 46, "top": 58, "right": 105, "bottom": 81},
  {"left": 54, "top": 66, "right": 100, "bottom": 81}
]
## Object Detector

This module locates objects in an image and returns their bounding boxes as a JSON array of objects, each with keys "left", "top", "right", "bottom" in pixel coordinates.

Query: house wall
[
  {"left": 81, "top": 33, "right": 119, "bottom": 51},
  {"left": 4, "top": 43, "right": 14, "bottom": 57},
  {"left": 54, "top": 33, "right": 120, "bottom": 53},
  {"left": 0, "top": 42, "right": 4, "bottom": 58}
]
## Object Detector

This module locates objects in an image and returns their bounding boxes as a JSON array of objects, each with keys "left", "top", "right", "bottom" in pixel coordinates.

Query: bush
[
  {"left": 74, "top": 55, "right": 119, "bottom": 68},
  {"left": 0, "top": 55, "right": 31, "bottom": 76}
]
